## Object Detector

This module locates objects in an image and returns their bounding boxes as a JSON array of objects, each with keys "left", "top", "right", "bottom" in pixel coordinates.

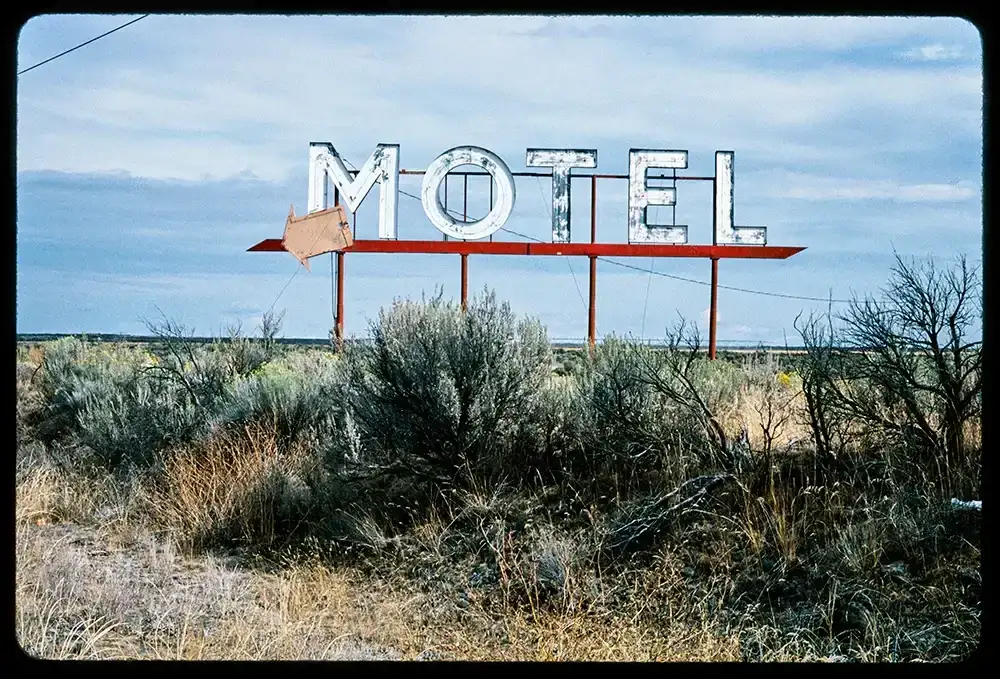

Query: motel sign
[
  {"left": 249, "top": 143, "right": 805, "bottom": 357},
  {"left": 305, "top": 144, "right": 766, "bottom": 246}
]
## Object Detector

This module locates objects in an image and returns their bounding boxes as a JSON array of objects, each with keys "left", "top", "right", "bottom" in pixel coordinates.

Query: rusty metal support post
[
  {"left": 459, "top": 174, "right": 468, "bottom": 310},
  {"left": 709, "top": 257, "right": 719, "bottom": 360},
  {"left": 588, "top": 175, "right": 597, "bottom": 354},
  {"left": 336, "top": 252, "right": 345, "bottom": 351},
  {"left": 588, "top": 257, "right": 597, "bottom": 354},
  {"left": 333, "top": 187, "right": 345, "bottom": 352},
  {"left": 461, "top": 254, "right": 469, "bottom": 311},
  {"left": 462, "top": 174, "right": 469, "bottom": 310},
  {"left": 590, "top": 176, "right": 597, "bottom": 244}
]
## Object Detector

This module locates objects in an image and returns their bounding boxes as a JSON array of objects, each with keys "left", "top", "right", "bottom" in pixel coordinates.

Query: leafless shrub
[
  {"left": 794, "top": 310, "right": 852, "bottom": 465},
  {"left": 601, "top": 473, "right": 737, "bottom": 557},
  {"left": 629, "top": 319, "right": 751, "bottom": 474},
  {"left": 796, "top": 254, "right": 982, "bottom": 498},
  {"left": 216, "top": 309, "right": 286, "bottom": 377},
  {"left": 139, "top": 309, "right": 285, "bottom": 418},
  {"left": 739, "top": 353, "right": 798, "bottom": 460}
]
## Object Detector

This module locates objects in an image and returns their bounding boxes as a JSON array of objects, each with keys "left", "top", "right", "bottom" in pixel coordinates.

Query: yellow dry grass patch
[
  {"left": 141, "top": 565, "right": 403, "bottom": 660},
  {"left": 154, "top": 422, "right": 313, "bottom": 551},
  {"left": 16, "top": 463, "right": 104, "bottom": 527},
  {"left": 716, "top": 381, "right": 813, "bottom": 452},
  {"left": 443, "top": 611, "right": 740, "bottom": 661}
]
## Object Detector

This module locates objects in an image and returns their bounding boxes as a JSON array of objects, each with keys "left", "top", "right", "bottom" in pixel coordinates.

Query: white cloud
[
  {"left": 15, "top": 16, "right": 983, "bottom": 182},
  {"left": 902, "top": 43, "right": 965, "bottom": 61},
  {"left": 776, "top": 178, "right": 977, "bottom": 202},
  {"left": 684, "top": 16, "right": 976, "bottom": 53},
  {"left": 895, "top": 183, "right": 978, "bottom": 201}
]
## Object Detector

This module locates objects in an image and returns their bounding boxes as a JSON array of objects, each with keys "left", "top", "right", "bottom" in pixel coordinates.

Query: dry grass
[
  {"left": 14, "top": 452, "right": 743, "bottom": 661},
  {"left": 16, "top": 350, "right": 44, "bottom": 442},
  {"left": 16, "top": 441, "right": 155, "bottom": 558},
  {"left": 152, "top": 422, "right": 314, "bottom": 552},
  {"left": 16, "top": 514, "right": 744, "bottom": 661},
  {"left": 426, "top": 609, "right": 740, "bottom": 661},
  {"left": 711, "top": 366, "right": 814, "bottom": 453},
  {"left": 14, "top": 337, "right": 980, "bottom": 662}
]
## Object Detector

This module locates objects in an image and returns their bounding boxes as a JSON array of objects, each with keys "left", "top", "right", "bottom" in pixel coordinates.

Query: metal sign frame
[{"left": 249, "top": 144, "right": 806, "bottom": 357}]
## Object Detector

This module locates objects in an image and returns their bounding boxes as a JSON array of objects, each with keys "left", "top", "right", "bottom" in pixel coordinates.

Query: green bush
[
  {"left": 569, "top": 335, "right": 737, "bottom": 491},
  {"left": 141, "top": 311, "right": 287, "bottom": 418},
  {"left": 30, "top": 321, "right": 294, "bottom": 472},
  {"left": 76, "top": 376, "right": 205, "bottom": 470},
  {"left": 72, "top": 312, "right": 294, "bottom": 471},
  {"left": 574, "top": 336, "right": 672, "bottom": 484},
  {"left": 338, "top": 289, "right": 552, "bottom": 489},
  {"left": 31, "top": 338, "right": 144, "bottom": 445},
  {"left": 514, "top": 374, "right": 589, "bottom": 481},
  {"left": 212, "top": 352, "right": 346, "bottom": 454},
  {"left": 211, "top": 310, "right": 285, "bottom": 378}
]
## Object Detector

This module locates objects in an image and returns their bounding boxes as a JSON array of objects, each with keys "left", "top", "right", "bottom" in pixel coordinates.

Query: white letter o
[{"left": 421, "top": 146, "right": 516, "bottom": 240}]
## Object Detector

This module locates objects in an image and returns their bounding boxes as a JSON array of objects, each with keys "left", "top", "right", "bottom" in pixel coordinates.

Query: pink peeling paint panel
[{"left": 281, "top": 204, "right": 353, "bottom": 271}]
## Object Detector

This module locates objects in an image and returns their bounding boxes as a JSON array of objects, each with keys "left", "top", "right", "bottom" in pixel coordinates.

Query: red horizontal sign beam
[
  {"left": 248, "top": 239, "right": 291, "bottom": 252},
  {"left": 248, "top": 238, "right": 805, "bottom": 259}
]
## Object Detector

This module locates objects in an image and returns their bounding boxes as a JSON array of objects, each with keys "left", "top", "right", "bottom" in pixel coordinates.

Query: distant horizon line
[{"left": 14, "top": 332, "right": 828, "bottom": 351}]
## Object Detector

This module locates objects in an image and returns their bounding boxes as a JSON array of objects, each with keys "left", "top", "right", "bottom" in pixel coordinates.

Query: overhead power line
[
  {"left": 597, "top": 258, "right": 854, "bottom": 303},
  {"left": 351, "top": 161, "right": 857, "bottom": 305},
  {"left": 18, "top": 14, "right": 150, "bottom": 76},
  {"left": 488, "top": 220, "right": 854, "bottom": 305}
]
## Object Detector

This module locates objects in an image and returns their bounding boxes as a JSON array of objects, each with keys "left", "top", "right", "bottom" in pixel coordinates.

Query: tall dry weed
[{"left": 153, "top": 423, "right": 314, "bottom": 552}]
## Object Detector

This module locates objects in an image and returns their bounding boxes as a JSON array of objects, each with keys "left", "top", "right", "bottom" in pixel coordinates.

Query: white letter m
[{"left": 308, "top": 142, "right": 400, "bottom": 239}]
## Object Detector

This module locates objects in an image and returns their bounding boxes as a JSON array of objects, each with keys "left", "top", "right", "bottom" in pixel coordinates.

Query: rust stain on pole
[
  {"left": 334, "top": 188, "right": 344, "bottom": 352},
  {"left": 336, "top": 251, "right": 345, "bottom": 351},
  {"left": 461, "top": 254, "right": 469, "bottom": 311},
  {"left": 588, "top": 175, "right": 597, "bottom": 354},
  {"left": 709, "top": 257, "right": 719, "bottom": 360}
]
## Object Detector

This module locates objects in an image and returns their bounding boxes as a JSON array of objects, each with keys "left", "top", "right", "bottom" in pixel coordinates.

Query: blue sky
[{"left": 16, "top": 15, "right": 983, "bottom": 343}]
